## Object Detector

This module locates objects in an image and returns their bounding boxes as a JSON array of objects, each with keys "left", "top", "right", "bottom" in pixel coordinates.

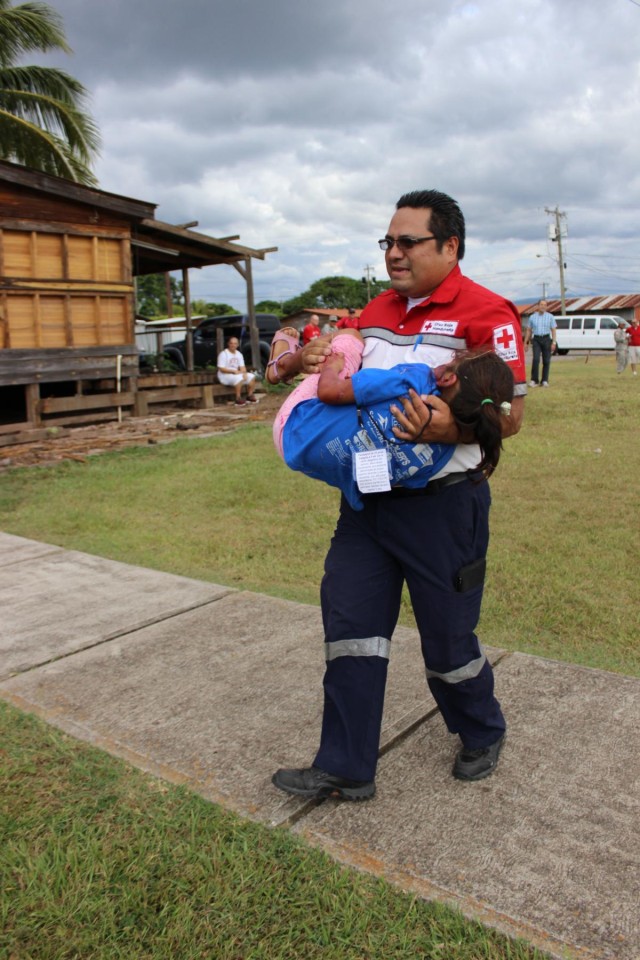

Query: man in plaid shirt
[{"left": 524, "top": 300, "right": 557, "bottom": 387}]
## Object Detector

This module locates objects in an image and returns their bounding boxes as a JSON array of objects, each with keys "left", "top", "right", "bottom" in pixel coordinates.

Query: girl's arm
[{"left": 316, "top": 354, "right": 356, "bottom": 405}]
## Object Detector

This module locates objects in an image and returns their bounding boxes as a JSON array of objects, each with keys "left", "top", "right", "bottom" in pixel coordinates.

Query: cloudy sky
[{"left": 41, "top": 0, "right": 640, "bottom": 309}]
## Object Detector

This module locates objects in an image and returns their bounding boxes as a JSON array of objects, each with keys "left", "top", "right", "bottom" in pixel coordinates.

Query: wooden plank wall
[
  {"left": 0, "top": 220, "right": 134, "bottom": 350},
  {"left": 0, "top": 345, "right": 138, "bottom": 385}
]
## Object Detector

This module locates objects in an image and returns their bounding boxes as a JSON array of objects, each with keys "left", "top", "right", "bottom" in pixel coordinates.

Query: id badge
[{"left": 354, "top": 448, "right": 391, "bottom": 494}]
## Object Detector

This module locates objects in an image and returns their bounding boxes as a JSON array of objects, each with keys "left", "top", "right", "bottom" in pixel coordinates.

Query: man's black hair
[{"left": 396, "top": 189, "right": 466, "bottom": 260}]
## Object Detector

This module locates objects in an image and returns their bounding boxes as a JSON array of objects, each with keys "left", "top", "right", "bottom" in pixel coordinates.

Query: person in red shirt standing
[
  {"left": 302, "top": 314, "right": 322, "bottom": 345},
  {"left": 337, "top": 307, "right": 359, "bottom": 330},
  {"left": 272, "top": 189, "right": 526, "bottom": 801},
  {"left": 626, "top": 317, "right": 640, "bottom": 376}
]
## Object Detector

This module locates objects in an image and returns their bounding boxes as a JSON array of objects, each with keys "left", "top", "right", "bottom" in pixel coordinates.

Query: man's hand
[
  {"left": 390, "top": 391, "right": 461, "bottom": 444},
  {"left": 391, "top": 391, "right": 525, "bottom": 443},
  {"left": 301, "top": 334, "right": 333, "bottom": 373}
]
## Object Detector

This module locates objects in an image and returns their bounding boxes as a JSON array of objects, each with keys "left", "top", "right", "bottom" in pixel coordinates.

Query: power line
[
  {"left": 566, "top": 253, "right": 640, "bottom": 261},
  {"left": 565, "top": 255, "right": 639, "bottom": 283},
  {"left": 566, "top": 256, "right": 626, "bottom": 276}
]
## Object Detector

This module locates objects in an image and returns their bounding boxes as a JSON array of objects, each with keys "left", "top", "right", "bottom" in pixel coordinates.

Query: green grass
[
  {"left": 1, "top": 701, "right": 547, "bottom": 959},
  {"left": 0, "top": 421, "right": 338, "bottom": 600},
  {"left": 0, "top": 356, "right": 637, "bottom": 673},
  {"left": 487, "top": 356, "right": 638, "bottom": 674},
  {"left": 0, "top": 354, "right": 637, "bottom": 958}
]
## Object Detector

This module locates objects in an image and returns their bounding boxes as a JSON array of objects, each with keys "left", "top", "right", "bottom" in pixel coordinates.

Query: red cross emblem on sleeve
[{"left": 493, "top": 323, "right": 519, "bottom": 361}]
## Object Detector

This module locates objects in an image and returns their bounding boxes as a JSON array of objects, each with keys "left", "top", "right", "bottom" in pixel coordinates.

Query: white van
[{"left": 553, "top": 315, "right": 629, "bottom": 355}]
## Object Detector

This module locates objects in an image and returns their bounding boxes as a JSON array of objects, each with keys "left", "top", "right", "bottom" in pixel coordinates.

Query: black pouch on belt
[{"left": 454, "top": 557, "right": 486, "bottom": 593}]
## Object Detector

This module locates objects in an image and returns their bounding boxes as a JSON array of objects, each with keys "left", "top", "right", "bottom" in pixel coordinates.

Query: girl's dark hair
[{"left": 448, "top": 351, "right": 515, "bottom": 478}]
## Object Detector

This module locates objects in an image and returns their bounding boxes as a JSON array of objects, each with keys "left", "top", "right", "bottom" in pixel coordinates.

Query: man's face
[
  {"left": 539, "top": 301, "right": 548, "bottom": 311},
  {"left": 310, "top": 315, "right": 320, "bottom": 325},
  {"left": 384, "top": 207, "right": 459, "bottom": 298},
  {"left": 228, "top": 338, "right": 239, "bottom": 350}
]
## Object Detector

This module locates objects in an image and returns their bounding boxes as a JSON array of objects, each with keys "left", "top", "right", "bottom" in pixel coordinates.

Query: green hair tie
[{"left": 481, "top": 398, "right": 493, "bottom": 406}]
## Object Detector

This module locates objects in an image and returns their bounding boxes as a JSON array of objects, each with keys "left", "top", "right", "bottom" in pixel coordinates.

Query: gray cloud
[{"left": 36, "top": 0, "right": 640, "bottom": 306}]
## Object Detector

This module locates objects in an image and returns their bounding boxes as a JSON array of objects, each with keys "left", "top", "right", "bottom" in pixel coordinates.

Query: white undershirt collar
[{"left": 406, "top": 295, "right": 430, "bottom": 313}]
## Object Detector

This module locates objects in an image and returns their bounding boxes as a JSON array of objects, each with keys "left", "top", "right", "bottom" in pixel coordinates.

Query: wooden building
[{"left": 0, "top": 160, "right": 275, "bottom": 436}]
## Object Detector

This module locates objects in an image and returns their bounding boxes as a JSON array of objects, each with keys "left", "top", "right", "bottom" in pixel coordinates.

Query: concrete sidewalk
[{"left": 1, "top": 530, "right": 638, "bottom": 960}]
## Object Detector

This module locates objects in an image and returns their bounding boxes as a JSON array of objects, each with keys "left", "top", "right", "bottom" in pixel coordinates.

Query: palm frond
[
  {"left": 0, "top": 1, "right": 69, "bottom": 66},
  {"left": 0, "top": 3, "right": 99, "bottom": 183},
  {"left": 0, "top": 77, "right": 101, "bottom": 156},
  {"left": 0, "top": 65, "right": 87, "bottom": 101},
  {"left": 0, "top": 106, "right": 96, "bottom": 181}
]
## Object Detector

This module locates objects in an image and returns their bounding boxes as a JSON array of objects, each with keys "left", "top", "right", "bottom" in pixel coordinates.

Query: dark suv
[{"left": 162, "top": 313, "right": 281, "bottom": 371}]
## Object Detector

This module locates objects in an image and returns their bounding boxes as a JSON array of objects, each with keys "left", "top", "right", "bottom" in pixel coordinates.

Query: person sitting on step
[{"left": 217, "top": 336, "right": 258, "bottom": 406}]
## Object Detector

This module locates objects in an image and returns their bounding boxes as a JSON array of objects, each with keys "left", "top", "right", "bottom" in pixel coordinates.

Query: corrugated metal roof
[
  {"left": 521, "top": 294, "right": 640, "bottom": 315},
  {"left": 614, "top": 295, "right": 640, "bottom": 308}
]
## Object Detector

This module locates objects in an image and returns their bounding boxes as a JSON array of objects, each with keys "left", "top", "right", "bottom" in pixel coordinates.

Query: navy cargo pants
[{"left": 314, "top": 477, "right": 506, "bottom": 782}]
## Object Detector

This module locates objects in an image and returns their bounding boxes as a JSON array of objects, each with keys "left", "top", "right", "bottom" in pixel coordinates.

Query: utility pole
[
  {"left": 362, "top": 264, "right": 376, "bottom": 302},
  {"left": 545, "top": 206, "right": 567, "bottom": 315},
  {"left": 541, "top": 281, "right": 547, "bottom": 299}
]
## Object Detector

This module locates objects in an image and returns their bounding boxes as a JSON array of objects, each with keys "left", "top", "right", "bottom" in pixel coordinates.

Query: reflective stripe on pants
[{"left": 314, "top": 479, "right": 505, "bottom": 782}]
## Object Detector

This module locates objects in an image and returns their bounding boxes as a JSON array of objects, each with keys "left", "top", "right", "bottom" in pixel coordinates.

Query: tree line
[{"left": 136, "top": 273, "right": 391, "bottom": 320}]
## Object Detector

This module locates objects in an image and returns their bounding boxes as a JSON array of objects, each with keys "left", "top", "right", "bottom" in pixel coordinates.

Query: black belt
[
  {"left": 533, "top": 334, "right": 551, "bottom": 339},
  {"left": 382, "top": 471, "right": 474, "bottom": 499}
]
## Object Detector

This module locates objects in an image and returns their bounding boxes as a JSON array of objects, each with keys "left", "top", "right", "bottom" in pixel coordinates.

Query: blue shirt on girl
[{"left": 282, "top": 363, "right": 455, "bottom": 511}]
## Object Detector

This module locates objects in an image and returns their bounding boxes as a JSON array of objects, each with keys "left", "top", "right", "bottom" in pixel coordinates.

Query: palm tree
[{"left": 0, "top": 0, "right": 99, "bottom": 184}]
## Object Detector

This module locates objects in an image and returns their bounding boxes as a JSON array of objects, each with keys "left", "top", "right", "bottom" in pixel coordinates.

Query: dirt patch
[{"left": 0, "top": 391, "right": 284, "bottom": 470}]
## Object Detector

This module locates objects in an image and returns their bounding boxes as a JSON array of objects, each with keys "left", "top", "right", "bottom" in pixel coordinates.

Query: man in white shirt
[{"left": 217, "top": 337, "right": 257, "bottom": 406}]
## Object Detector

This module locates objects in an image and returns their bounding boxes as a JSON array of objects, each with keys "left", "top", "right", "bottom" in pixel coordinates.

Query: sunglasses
[{"left": 378, "top": 235, "right": 439, "bottom": 252}]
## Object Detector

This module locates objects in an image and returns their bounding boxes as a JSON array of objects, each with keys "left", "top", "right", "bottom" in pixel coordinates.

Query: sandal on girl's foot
[{"left": 266, "top": 328, "right": 300, "bottom": 384}]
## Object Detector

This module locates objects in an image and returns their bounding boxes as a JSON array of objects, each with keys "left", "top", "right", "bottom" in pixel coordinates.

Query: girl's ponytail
[{"left": 448, "top": 352, "right": 515, "bottom": 477}]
